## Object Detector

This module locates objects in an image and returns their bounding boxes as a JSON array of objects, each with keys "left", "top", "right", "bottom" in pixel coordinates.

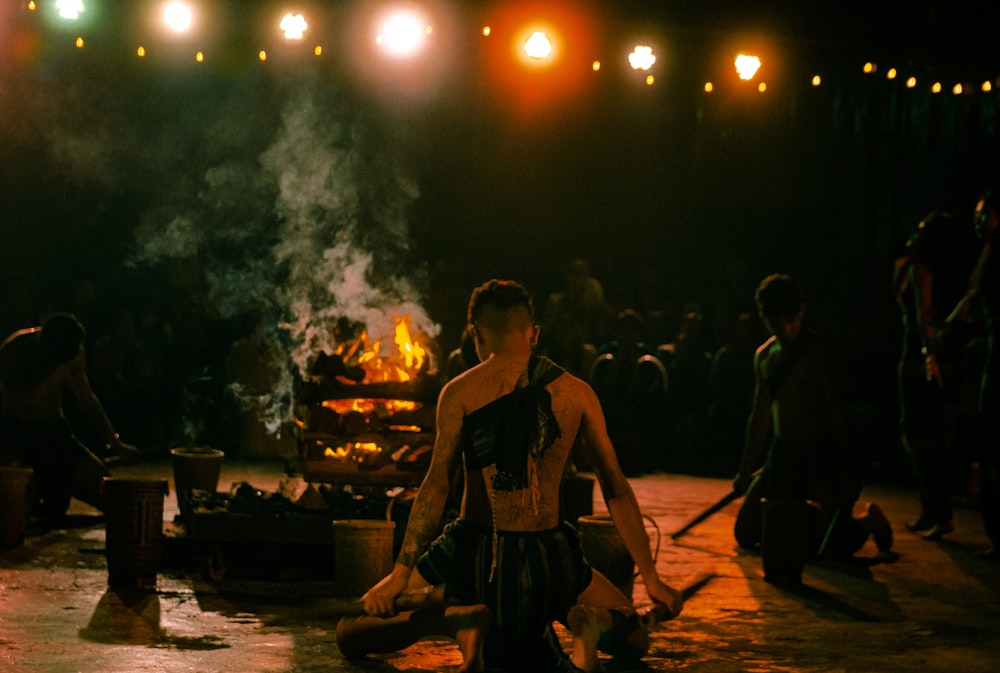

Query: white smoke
[{"left": 133, "top": 85, "right": 439, "bottom": 435}]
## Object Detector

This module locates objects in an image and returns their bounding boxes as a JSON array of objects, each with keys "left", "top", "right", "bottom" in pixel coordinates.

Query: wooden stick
[
  {"left": 327, "top": 584, "right": 450, "bottom": 617},
  {"left": 639, "top": 570, "right": 716, "bottom": 628}
]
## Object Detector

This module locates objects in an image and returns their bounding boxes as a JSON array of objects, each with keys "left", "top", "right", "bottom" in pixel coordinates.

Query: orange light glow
[
  {"left": 321, "top": 398, "right": 421, "bottom": 415},
  {"left": 812, "top": 75, "right": 821, "bottom": 86},
  {"left": 75, "top": 36, "right": 84, "bottom": 48},
  {"left": 984, "top": 81, "right": 993, "bottom": 93},
  {"left": 137, "top": 45, "right": 146, "bottom": 57},
  {"left": 523, "top": 31, "right": 553, "bottom": 59},
  {"left": 195, "top": 50, "right": 204, "bottom": 62},
  {"left": 931, "top": 81, "right": 942, "bottom": 93},
  {"left": 906, "top": 77, "right": 917, "bottom": 88},
  {"left": 323, "top": 441, "right": 386, "bottom": 462},
  {"left": 886, "top": 68, "right": 897, "bottom": 80},
  {"left": 483, "top": 1, "right": 599, "bottom": 118},
  {"left": 704, "top": 81, "right": 713, "bottom": 92}
]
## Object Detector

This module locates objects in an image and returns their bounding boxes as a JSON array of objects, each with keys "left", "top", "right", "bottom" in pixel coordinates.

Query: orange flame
[{"left": 334, "top": 315, "right": 427, "bottom": 384}]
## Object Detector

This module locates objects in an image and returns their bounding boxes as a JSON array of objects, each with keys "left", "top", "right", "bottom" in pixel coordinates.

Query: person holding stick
[
  {"left": 732, "top": 274, "right": 893, "bottom": 585},
  {"left": 335, "top": 279, "right": 682, "bottom": 672},
  {"left": 0, "top": 312, "right": 138, "bottom": 517}
]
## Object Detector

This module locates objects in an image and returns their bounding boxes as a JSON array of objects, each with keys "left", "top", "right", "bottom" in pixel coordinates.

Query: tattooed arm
[{"left": 361, "top": 380, "right": 464, "bottom": 616}]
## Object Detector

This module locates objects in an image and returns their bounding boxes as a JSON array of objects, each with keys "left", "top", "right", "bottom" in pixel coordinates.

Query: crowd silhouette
[{"left": 3, "top": 194, "right": 998, "bottom": 558}]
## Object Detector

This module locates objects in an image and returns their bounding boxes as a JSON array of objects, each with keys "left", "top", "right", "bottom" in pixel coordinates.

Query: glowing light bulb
[
  {"left": 163, "top": 2, "right": 193, "bottom": 33},
  {"left": 628, "top": 45, "right": 656, "bottom": 71},
  {"left": 735, "top": 54, "right": 761, "bottom": 80},
  {"left": 524, "top": 31, "right": 552, "bottom": 59},
  {"left": 280, "top": 13, "right": 307, "bottom": 40},
  {"left": 56, "top": 0, "right": 85, "bottom": 20}
]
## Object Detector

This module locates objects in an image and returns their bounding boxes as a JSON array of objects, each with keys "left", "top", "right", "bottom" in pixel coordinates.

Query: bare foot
[
  {"left": 447, "top": 605, "right": 492, "bottom": 673},
  {"left": 567, "top": 605, "right": 613, "bottom": 673}
]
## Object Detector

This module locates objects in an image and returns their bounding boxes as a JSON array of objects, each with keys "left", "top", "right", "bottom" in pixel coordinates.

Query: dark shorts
[{"left": 417, "top": 519, "right": 592, "bottom": 671}]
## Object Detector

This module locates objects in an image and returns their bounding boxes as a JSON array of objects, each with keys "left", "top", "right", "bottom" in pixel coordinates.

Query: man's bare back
[{"left": 448, "top": 353, "right": 591, "bottom": 531}]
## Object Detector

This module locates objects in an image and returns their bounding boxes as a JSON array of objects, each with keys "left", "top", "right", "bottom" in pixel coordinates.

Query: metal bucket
[
  {"left": 332, "top": 519, "right": 396, "bottom": 598},
  {"left": 103, "top": 478, "right": 169, "bottom": 590},
  {"left": 0, "top": 466, "right": 34, "bottom": 549},
  {"left": 760, "top": 497, "right": 813, "bottom": 586}
]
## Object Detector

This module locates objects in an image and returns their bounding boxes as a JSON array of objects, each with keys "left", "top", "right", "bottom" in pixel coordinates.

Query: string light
[{"left": 10, "top": 3, "right": 997, "bottom": 99}]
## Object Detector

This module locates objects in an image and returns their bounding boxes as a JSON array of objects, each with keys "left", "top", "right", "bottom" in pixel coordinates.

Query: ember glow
[
  {"left": 321, "top": 398, "right": 420, "bottom": 415},
  {"left": 323, "top": 440, "right": 384, "bottom": 463}
]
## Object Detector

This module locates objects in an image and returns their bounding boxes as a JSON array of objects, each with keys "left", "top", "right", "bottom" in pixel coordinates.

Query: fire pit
[{"left": 293, "top": 315, "right": 441, "bottom": 488}]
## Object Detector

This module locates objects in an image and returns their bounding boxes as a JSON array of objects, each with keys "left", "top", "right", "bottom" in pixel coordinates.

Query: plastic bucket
[
  {"left": 170, "top": 448, "right": 224, "bottom": 519},
  {"left": 103, "top": 478, "right": 169, "bottom": 590},
  {"left": 760, "top": 497, "right": 813, "bottom": 586},
  {"left": 332, "top": 519, "right": 396, "bottom": 598},
  {"left": 576, "top": 514, "right": 660, "bottom": 600},
  {"left": 0, "top": 466, "right": 34, "bottom": 549}
]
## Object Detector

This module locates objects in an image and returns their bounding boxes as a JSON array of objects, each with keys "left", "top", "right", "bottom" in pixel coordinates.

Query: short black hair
[
  {"left": 40, "top": 313, "right": 85, "bottom": 365},
  {"left": 755, "top": 274, "right": 801, "bottom": 320},
  {"left": 467, "top": 279, "right": 535, "bottom": 326}
]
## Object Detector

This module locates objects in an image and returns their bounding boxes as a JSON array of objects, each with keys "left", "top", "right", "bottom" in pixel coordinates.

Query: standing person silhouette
[
  {"left": 944, "top": 190, "right": 1000, "bottom": 558},
  {"left": 894, "top": 212, "right": 978, "bottom": 539}
]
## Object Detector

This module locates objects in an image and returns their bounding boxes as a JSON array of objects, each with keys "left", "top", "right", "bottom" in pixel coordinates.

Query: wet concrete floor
[{"left": 1, "top": 458, "right": 998, "bottom": 673}]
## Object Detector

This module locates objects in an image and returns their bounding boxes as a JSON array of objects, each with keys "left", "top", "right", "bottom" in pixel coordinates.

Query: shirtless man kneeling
[{"left": 335, "top": 280, "right": 682, "bottom": 672}]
